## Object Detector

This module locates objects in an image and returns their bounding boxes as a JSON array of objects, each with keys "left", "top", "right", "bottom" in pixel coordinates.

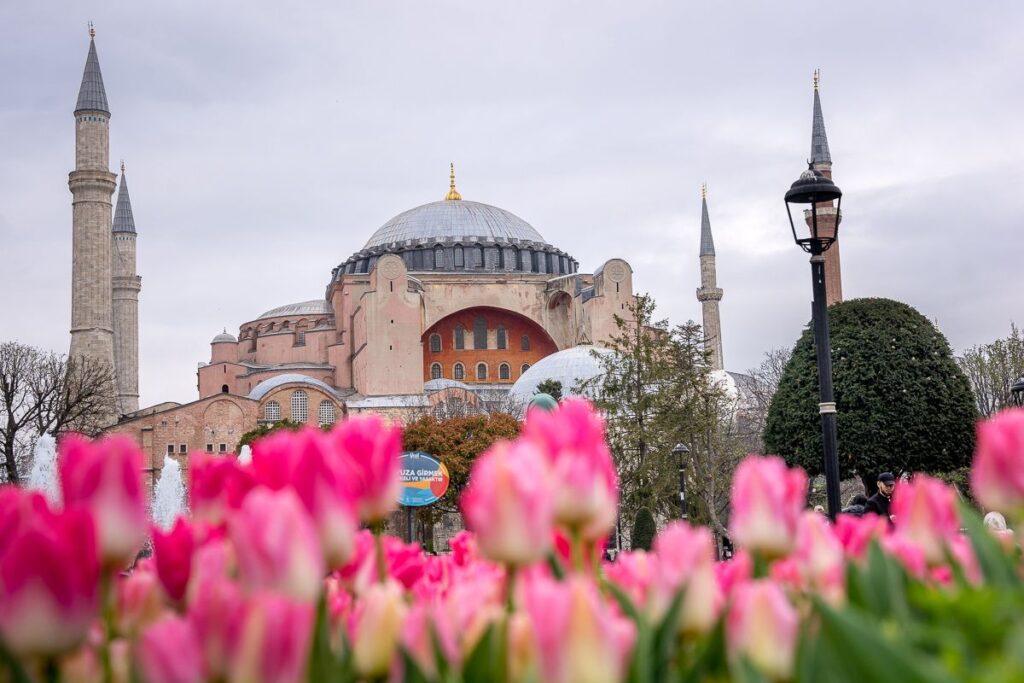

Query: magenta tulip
[
  {"left": 138, "top": 615, "right": 204, "bottom": 683},
  {"left": 59, "top": 434, "right": 147, "bottom": 565},
  {"left": 152, "top": 517, "right": 194, "bottom": 602},
  {"left": 891, "top": 474, "right": 960, "bottom": 565},
  {"left": 188, "top": 452, "right": 255, "bottom": 525},
  {"left": 228, "top": 592, "right": 314, "bottom": 683},
  {"left": 329, "top": 414, "right": 402, "bottom": 524}
]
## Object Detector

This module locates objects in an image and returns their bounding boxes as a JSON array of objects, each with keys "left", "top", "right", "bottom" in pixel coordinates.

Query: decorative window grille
[
  {"left": 453, "top": 363, "right": 465, "bottom": 381},
  {"left": 474, "top": 319, "right": 487, "bottom": 350},
  {"left": 319, "top": 400, "right": 336, "bottom": 426},
  {"left": 291, "top": 390, "right": 309, "bottom": 423},
  {"left": 499, "top": 363, "right": 510, "bottom": 380},
  {"left": 476, "top": 363, "right": 488, "bottom": 380},
  {"left": 430, "top": 334, "right": 442, "bottom": 353},
  {"left": 264, "top": 400, "right": 281, "bottom": 421},
  {"left": 430, "top": 363, "right": 442, "bottom": 380},
  {"left": 521, "top": 363, "right": 530, "bottom": 375},
  {"left": 454, "top": 326, "right": 465, "bottom": 350},
  {"left": 497, "top": 326, "right": 507, "bottom": 349},
  {"left": 521, "top": 335, "right": 530, "bottom": 351}
]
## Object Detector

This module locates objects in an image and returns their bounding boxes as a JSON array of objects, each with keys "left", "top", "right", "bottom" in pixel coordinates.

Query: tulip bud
[
  {"left": 352, "top": 581, "right": 407, "bottom": 679},
  {"left": 138, "top": 616, "right": 204, "bottom": 683},
  {"left": 152, "top": 517, "right": 194, "bottom": 603},
  {"left": 329, "top": 414, "right": 402, "bottom": 524},
  {"left": 726, "top": 580, "right": 799, "bottom": 681},
  {"left": 729, "top": 456, "right": 807, "bottom": 558},
  {"left": 972, "top": 408, "right": 1024, "bottom": 517},
  {"left": 891, "top": 475, "right": 960, "bottom": 565}
]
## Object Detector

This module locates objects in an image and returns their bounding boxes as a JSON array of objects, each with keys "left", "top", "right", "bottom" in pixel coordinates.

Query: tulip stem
[
  {"left": 0, "top": 641, "right": 30, "bottom": 683},
  {"left": 43, "top": 658, "right": 59, "bottom": 683},
  {"left": 99, "top": 571, "right": 116, "bottom": 683},
  {"left": 571, "top": 528, "right": 585, "bottom": 573},
  {"left": 373, "top": 527, "right": 387, "bottom": 584},
  {"left": 505, "top": 565, "right": 518, "bottom": 613}
]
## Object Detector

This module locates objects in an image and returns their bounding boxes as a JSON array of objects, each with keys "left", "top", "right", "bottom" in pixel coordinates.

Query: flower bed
[{"left": 0, "top": 401, "right": 1022, "bottom": 682}]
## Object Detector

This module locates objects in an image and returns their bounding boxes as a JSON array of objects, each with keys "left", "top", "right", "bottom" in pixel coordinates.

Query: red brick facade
[{"left": 422, "top": 307, "right": 557, "bottom": 384}]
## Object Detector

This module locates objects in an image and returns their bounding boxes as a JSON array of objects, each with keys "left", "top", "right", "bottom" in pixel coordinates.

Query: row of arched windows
[
  {"left": 430, "top": 327, "right": 529, "bottom": 353},
  {"left": 263, "top": 391, "right": 337, "bottom": 426},
  {"left": 430, "top": 362, "right": 529, "bottom": 382}
]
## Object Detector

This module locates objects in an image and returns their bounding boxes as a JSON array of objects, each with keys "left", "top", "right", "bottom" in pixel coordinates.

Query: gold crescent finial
[
  {"left": 445, "top": 162, "right": 462, "bottom": 201},
  {"left": 88, "top": 21, "right": 95, "bottom": 39},
  {"left": 813, "top": 68, "right": 820, "bottom": 91},
  {"left": 701, "top": 182, "right": 707, "bottom": 200}
]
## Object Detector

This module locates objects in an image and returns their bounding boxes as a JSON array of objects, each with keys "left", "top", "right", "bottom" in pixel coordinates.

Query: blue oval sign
[{"left": 398, "top": 451, "right": 450, "bottom": 507}]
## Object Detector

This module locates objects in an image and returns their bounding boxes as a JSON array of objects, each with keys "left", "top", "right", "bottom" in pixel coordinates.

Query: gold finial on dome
[
  {"left": 445, "top": 162, "right": 462, "bottom": 201},
  {"left": 813, "top": 68, "right": 820, "bottom": 92},
  {"left": 88, "top": 21, "right": 95, "bottom": 39}
]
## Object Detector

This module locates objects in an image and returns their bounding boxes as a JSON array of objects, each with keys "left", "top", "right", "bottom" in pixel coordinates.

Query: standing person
[{"left": 864, "top": 472, "right": 896, "bottom": 522}]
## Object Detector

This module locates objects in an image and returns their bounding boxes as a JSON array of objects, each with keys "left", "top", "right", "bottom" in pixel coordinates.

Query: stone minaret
[
  {"left": 696, "top": 184, "right": 724, "bottom": 371},
  {"left": 808, "top": 69, "right": 843, "bottom": 305},
  {"left": 69, "top": 26, "right": 117, "bottom": 371},
  {"left": 112, "top": 162, "right": 141, "bottom": 414}
]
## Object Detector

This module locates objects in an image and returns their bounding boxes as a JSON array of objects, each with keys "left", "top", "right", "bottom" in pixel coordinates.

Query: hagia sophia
[{"left": 63, "top": 32, "right": 843, "bottom": 464}]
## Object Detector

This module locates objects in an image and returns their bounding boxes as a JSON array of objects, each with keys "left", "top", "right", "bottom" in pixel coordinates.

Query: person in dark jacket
[{"left": 864, "top": 472, "right": 896, "bottom": 522}]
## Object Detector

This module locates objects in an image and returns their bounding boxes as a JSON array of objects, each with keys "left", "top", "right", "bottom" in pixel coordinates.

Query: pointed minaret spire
[
  {"left": 75, "top": 24, "right": 110, "bottom": 114},
  {"left": 696, "top": 184, "right": 724, "bottom": 371},
  {"left": 113, "top": 164, "right": 136, "bottom": 234},
  {"left": 699, "top": 182, "right": 715, "bottom": 257},
  {"left": 810, "top": 68, "right": 831, "bottom": 168}
]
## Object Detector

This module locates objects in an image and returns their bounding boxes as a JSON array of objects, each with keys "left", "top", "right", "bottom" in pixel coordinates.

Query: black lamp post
[
  {"left": 672, "top": 443, "right": 690, "bottom": 519},
  {"left": 1012, "top": 377, "right": 1024, "bottom": 407},
  {"left": 785, "top": 164, "right": 843, "bottom": 519}
]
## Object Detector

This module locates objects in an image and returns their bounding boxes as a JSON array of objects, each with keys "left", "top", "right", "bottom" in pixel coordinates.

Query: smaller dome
[
  {"left": 509, "top": 346, "right": 616, "bottom": 403},
  {"left": 257, "top": 300, "right": 332, "bottom": 320},
  {"left": 248, "top": 373, "right": 338, "bottom": 401},
  {"left": 424, "top": 378, "right": 473, "bottom": 393},
  {"left": 212, "top": 330, "right": 236, "bottom": 344}
]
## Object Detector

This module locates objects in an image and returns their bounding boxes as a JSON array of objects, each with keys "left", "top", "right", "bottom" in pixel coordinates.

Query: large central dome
[{"left": 363, "top": 199, "right": 547, "bottom": 250}]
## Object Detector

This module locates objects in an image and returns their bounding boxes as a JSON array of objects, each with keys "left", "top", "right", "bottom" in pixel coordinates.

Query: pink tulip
[
  {"left": 59, "top": 434, "right": 147, "bottom": 565},
  {"left": 0, "top": 491, "right": 99, "bottom": 656},
  {"left": 881, "top": 535, "right": 928, "bottom": 579},
  {"left": 329, "top": 414, "right": 402, "bottom": 524},
  {"left": 891, "top": 475, "right": 960, "bottom": 565},
  {"left": 152, "top": 517, "right": 194, "bottom": 602},
  {"left": 188, "top": 452, "right": 255, "bottom": 525},
  {"left": 252, "top": 427, "right": 359, "bottom": 569},
  {"left": 726, "top": 580, "right": 799, "bottom": 681},
  {"left": 715, "top": 550, "right": 753, "bottom": 597},
  {"left": 449, "top": 530, "right": 480, "bottom": 567},
  {"left": 652, "top": 522, "right": 722, "bottom": 633},
  {"left": 603, "top": 550, "right": 655, "bottom": 609},
  {"left": 524, "top": 574, "right": 636, "bottom": 683},
  {"left": 520, "top": 399, "right": 619, "bottom": 539},
  {"left": 187, "top": 575, "right": 245, "bottom": 679},
  {"left": 972, "top": 408, "right": 1024, "bottom": 515},
  {"left": 116, "top": 561, "right": 165, "bottom": 635},
  {"left": 228, "top": 592, "right": 314, "bottom": 683},
  {"left": 793, "top": 511, "right": 845, "bottom": 602},
  {"left": 350, "top": 580, "right": 408, "bottom": 679},
  {"left": 729, "top": 456, "right": 807, "bottom": 558},
  {"left": 138, "top": 615, "right": 204, "bottom": 683},
  {"left": 461, "top": 440, "right": 555, "bottom": 566},
  {"left": 834, "top": 513, "right": 888, "bottom": 560},
  {"left": 229, "top": 488, "right": 325, "bottom": 602},
  {"left": 400, "top": 603, "right": 459, "bottom": 678}
]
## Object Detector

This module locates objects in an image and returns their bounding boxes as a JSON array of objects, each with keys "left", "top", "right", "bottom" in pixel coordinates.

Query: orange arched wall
[{"left": 422, "top": 307, "right": 558, "bottom": 384}]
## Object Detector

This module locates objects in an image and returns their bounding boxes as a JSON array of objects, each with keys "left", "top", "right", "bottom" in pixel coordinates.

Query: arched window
[
  {"left": 475, "top": 246, "right": 485, "bottom": 268},
  {"left": 521, "top": 334, "right": 530, "bottom": 351},
  {"left": 318, "top": 400, "right": 336, "bottom": 426},
  {"left": 430, "top": 334, "right": 442, "bottom": 353},
  {"left": 473, "top": 318, "right": 487, "bottom": 350},
  {"left": 496, "top": 325, "right": 507, "bottom": 349},
  {"left": 499, "top": 363, "right": 510, "bottom": 380},
  {"left": 264, "top": 400, "right": 281, "bottom": 421},
  {"left": 430, "top": 363, "right": 442, "bottom": 379},
  {"left": 454, "top": 326, "right": 465, "bottom": 350},
  {"left": 221, "top": 384, "right": 229, "bottom": 394},
  {"left": 453, "top": 363, "right": 465, "bottom": 381},
  {"left": 291, "top": 390, "right": 309, "bottom": 423},
  {"left": 520, "top": 249, "right": 532, "bottom": 272},
  {"left": 435, "top": 246, "right": 445, "bottom": 269},
  {"left": 454, "top": 246, "right": 464, "bottom": 268},
  {"left": 521, "top": 363, "right": 530, "bottom": 375},
  {"left": 497, "top": 248, "right": 505, "bottom": 270},
  {"left": 533, "top": 251, "right": 543, "bottom": 273},
  {"left": 476, "top": 363, "right": 488, "bottom": 380}
]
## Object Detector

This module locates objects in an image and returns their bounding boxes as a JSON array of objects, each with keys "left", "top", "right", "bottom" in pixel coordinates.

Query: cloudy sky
[{"left": 2, "top": 1, "right": 1022, "bottom": 407}]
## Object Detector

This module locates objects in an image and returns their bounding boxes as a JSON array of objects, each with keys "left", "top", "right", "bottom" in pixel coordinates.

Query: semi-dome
[
  {"left": 364, "top": 200, "right": 548, "bottom": 250},
  {"left": 257, "top": 299, "right": 332, "bottom": 320},
  {"left": 211, "top": 330, "right": 236, "bottom": 344},
  {"left": 509, "top": 345, "right": 616, "bottom": 402},
  {"left": 248, "top": 373, "right": 339, "bottom": 401}
]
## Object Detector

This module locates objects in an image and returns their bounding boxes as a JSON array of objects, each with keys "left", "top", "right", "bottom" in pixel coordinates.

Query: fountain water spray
[
  {"left": 152, "top": 456, "right": 186, "bottom": 530},
  {"left": 237, "top": 444, "right": 252, "bottom": 465},
  {"left": 27, "top": 433, "right": 60, "bottom": 505}
]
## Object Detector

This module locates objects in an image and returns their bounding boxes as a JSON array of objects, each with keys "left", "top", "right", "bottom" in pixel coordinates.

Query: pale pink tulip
[
  {"left": 228, "top": 592, "right": 314, "bottom": 683},
  {"left": 229, "top": 488, "right": 325, "bottom": 602},
  {"left": 116, "top": 561, "right": 164, "bottom": 635},
  {"left": 400, "top": 603, "right": 459, "bottom": 678},
  {"left": 188, "top": 452, "right": 255, "bottom": 525},
  {"left": 715, "top": 550, "right": 753, "bottom": 597},
  {"left": 520, "top": 399, "right": 618, "bottom": 539},
  {"left": 461, "top": 440, "right": 555, "bottom": 566},
  {"left": 187, "top": 575, "right": 245, "bottom": 679},
  {"left": 729, "top": 456, "right": 807, "bottom": 557},
  {"left": 793, "top": 511, "right": 845, "bottom": 602},
  {"left": 350, "top": 580, "right": 408, "bottom": 679},
  {"left": 59, "top": 434, "right": 147, "bottom": 565},
  {"left": 524, "top": 574, "right": 635, "bottom": 683},
  {"left": 972, "top": 408, "right": 1024, "bottom": 515},
  {"left": 891, "top": 475, "right": 960, "bottom": 565},
  {"left": 0, "top": 491, "right": 99, "bottom": 656},
  {"left": 138, "top": 615, "right": 204, "bottom": 683},
  {"left": 652, "top": 522, "right": 722, "bottom": 633},
  {"left": 151, "top": 517, "right": 194, "bottom": 602},
  {"left": 880, "top": 535, "right": 928, "bottom": 579},
  {"left": 726, "top": 580, "right": 799, "bottom": 681},
  {"left": 252, "top": 427, "right": 359, "bottom": 569},
  {"left": 603, "top": 550, "right": 655, "bottom": 609},
  {"left": 329, "top": 414, "right": 402, "bottom": 523}
]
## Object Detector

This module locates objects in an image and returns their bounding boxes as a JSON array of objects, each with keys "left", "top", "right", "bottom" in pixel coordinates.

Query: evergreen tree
[
  {"left": 631, "top": 507, "right": 656, "bottom": 551},
  {"left": 765, "top": 298, "right": 977, "bottom": 495},
  {"left": 534, "top": 379, "right": 563, "bottom": 402}
]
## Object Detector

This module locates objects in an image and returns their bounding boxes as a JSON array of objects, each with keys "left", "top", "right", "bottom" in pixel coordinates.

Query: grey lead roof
[
  {"left": 257, "top": 299, "right": 333, "bottom": 320},
  {"left": 699, "top": 195, "right": 715, "bottom": 257},
  {"left": 363, "top": 200, "right": 547, "bottom": 249},
  {"left": 75, "top": 38, "right": 110, "bottom": 114},
  {"left": 112, "top": 172, "right": 135, "bottom": 233},
  {"left": 810, "top": 88, "right": 831, "bottom": 165}
]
